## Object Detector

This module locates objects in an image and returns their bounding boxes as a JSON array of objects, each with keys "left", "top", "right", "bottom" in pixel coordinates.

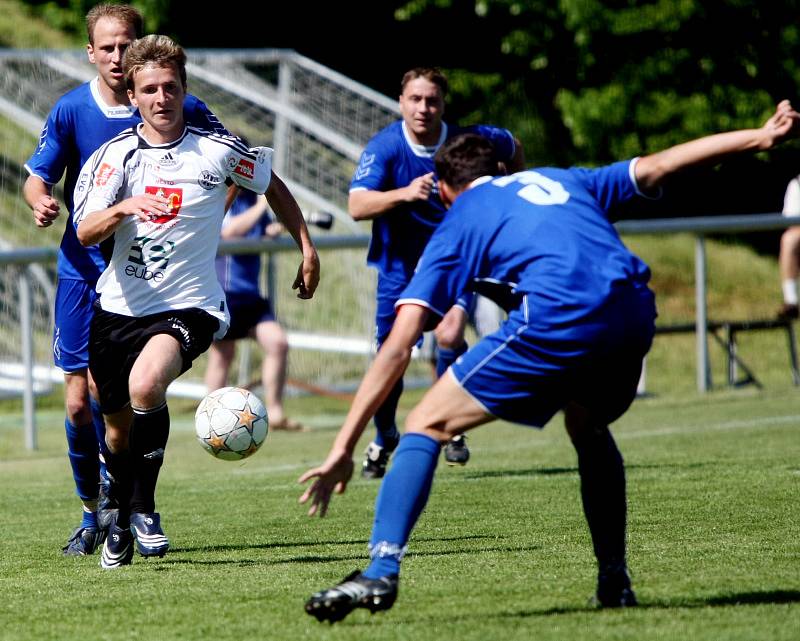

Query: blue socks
[
  {"left": 80, "top": 508, "right": 98, "bottom": 529},
  {"left": 65, "top": 419, "right": 100, "bottom": 501},
  {"left": 364, "top": 433, "right": 441, "bottom": 579},
  {"left": 436, "top": 342, "right": 468, "bottom": 378}
]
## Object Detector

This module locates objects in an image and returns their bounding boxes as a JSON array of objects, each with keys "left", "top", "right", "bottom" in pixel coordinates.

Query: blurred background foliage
[{"left": 11, "top": 0, "right": 800, "bottom": 227}]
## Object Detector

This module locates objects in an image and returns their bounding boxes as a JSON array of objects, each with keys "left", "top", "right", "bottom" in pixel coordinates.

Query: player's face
[
  {"left": 129, "top": 64, "right": 186, "bottom": 143},
  {"left": 87, "top": 17, "right": 136, "bottom": 99},
  {"left": 399, "top": 77, "right": 445, "bottom": 145}
]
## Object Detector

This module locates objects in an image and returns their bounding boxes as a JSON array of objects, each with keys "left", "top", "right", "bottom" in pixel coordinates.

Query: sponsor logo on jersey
[
  {"left": 226, "top": 154, "right": 238, "bottom": 170},
  {"left": 95, "top": 163, "right": 117, "bottom": 186},
  {"left": 198, "top": 170, "right": 221, "bottom": 190},
  {"left": 233, "top": 158, "right": 255, "bottom": 180},
  {"left": 256, "top": 148, "right": 270, "bottom": 165},
  {"left": 145, "top": 186, "right": 183, "bottom": 224},
  {"left": 159, "top": 152, "right": 179, "bottom": 167},
  {"left": 354, "top": 152, "right": 375, "bottom": 180}
]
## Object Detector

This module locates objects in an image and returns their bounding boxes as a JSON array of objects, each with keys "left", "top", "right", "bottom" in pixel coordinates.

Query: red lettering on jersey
[
  {"left": 145, "top": 186, "right": 183, "bottom": 224},
  {"left": 233, "top": 158, "right": 255, "bottom": 180},
  {"left": 95, "top": 163, "right": 117, "bottom": 186}
]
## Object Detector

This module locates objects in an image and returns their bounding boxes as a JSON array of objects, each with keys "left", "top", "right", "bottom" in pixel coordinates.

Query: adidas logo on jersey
[{"left": 159, "top": 152, "right": 179, "bottom": 167}]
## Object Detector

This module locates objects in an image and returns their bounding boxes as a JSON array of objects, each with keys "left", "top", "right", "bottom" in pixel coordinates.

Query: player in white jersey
[{"left": 73, "top": 34, "right": 320, "bottom": 568}]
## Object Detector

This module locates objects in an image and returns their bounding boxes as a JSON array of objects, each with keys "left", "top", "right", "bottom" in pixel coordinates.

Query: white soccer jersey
[{"left": 73, "top": 124, "right": 272, "bottom": 336}]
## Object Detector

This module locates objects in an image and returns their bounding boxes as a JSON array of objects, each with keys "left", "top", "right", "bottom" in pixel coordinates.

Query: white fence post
[{"left": 19, "top": 269, "right": 37, "bottom": 450}]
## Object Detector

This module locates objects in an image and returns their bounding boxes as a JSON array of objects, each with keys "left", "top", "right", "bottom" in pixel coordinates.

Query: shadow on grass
[
  {"left": 162, "top": 534, "right": 533, "bottom": 567},
  {"left": 464, "top": 461, "right": 715, "bottom": 480},
  {"left": 170, "top": 532, "right": 499, "bottom": 556},
  {"left": 500, "top": 589, "right": 800, "bottom": 618}
]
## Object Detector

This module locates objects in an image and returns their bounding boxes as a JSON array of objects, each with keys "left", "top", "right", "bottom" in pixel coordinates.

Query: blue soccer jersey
[
  {"left": 399, "top": 160, "right": 653, "bottom": 339},
  {"left": 350, "top": 120, "right": 516, "bottom": 281},
  {"left": 25, "top": 77, "right": 226, "bottom": 283},
  {"left": 215, "top": 190, "right": 267, "bottom": 297},
  {"left": 399, "top": 159, "right": 656, "bottom": 426}
]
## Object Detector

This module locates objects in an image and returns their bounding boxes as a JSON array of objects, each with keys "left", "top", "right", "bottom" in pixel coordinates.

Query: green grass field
[{"left": 1, "top": 386, "right": 797, "bottom": 641}]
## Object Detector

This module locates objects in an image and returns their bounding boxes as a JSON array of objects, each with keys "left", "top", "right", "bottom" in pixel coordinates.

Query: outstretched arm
[
  {"left": 636, "top": 100, "right": 800, "bottom": 192},
  {"left": 265, "top": 171, "right": 320, "bottom": 299},
  {"left": 298, "top": 303, "right": 430, "bottom": 516}
]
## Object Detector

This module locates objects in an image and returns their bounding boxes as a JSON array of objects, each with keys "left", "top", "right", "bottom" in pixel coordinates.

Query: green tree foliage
[
  {"left": 398, "top": 0, "right": 800, "bottom": 166},
  {"left": 21, "top": 0, "right": 171, "bottom": 42}
]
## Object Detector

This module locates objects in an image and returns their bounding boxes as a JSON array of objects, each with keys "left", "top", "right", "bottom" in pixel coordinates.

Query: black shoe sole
[{"left": 306, "top": 583, "right": 397, "bottom": 623}]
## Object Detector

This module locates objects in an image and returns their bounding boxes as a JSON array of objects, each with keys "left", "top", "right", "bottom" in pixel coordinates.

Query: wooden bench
[{"left": 655, "top": 318, "right": 800, "bottom": 388}]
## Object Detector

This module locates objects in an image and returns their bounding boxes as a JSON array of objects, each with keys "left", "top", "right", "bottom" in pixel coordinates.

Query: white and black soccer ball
[{"left": 195, "top": 387, "right": 268, "bottom": 460}]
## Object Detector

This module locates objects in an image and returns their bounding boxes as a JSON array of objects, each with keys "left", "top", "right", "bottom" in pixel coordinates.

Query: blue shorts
[
  {"left": 53, "top": 278, "right": 97, "bottom": 373},
  {"left": 375, "top": 272, "right": 409, "bottom": 346},
  {"left": 221, "top": 292, "right": 275, "bottom": 340},
  {"left": 451, "top": 288, "right": 656, "bottom": 427}
]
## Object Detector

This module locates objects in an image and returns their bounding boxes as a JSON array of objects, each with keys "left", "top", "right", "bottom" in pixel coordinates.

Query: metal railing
[{"left": 2, "top": 213, "right": 796, "bottom": 449}]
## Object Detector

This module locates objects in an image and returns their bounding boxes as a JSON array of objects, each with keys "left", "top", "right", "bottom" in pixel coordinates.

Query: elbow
[
  {"left": 76, "top": 224, "right": 95, "bottom": 247},
  {"left": 348, "top": 193, "right": 370, "bottom": 221}
]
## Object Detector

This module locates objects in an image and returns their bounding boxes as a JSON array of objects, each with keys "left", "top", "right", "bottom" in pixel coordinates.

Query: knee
[
  {"left": 434, "top": 320, "right": 465, "bottom": 350},
  {"left": 64, "top": 389, "right": 92, "bottom": 425},
  {"left": 128, "top": 374, "right": 166, "bottom": 409},
  {"left": 261, "top": 326, "right": 289, "bottom": 356}
]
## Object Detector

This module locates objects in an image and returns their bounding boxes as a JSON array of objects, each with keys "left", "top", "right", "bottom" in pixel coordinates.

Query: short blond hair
[
  {"left": 123, "top": 35, "right": 187, "bottom": 91},
  {"left": 86, "top": 3, "right": 143, "bottom": 44}
]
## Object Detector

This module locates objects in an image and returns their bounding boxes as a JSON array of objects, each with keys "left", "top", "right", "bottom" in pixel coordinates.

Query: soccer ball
[{"left": 195, "top": 387, "right": 269, "bottom": 460}]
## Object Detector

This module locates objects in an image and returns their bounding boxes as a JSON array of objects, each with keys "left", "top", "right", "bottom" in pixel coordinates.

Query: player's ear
[
  {"left": 440, "top": 180, "right": 456, "bottom": 209},
  {"left": 128, "top": 89, "right": 137, "bottom": 108},
  {"left": 87, "top": 43, "right": 95, "bottom": 65}
]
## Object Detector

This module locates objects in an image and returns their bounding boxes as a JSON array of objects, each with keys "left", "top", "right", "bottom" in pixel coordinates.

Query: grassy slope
[{"left": 0, "top": 0, "right": 77, "bottom": 47}]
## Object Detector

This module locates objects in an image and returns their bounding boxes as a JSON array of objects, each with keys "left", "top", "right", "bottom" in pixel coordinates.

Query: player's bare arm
[
  {"left": 636, "top": 100, "right": 800, "bottom": 192},
  {"left": 299, "top": 303, "right": 430, "bottom": 516},
  {"left": 220, "top": 194, "right": 269, "bottom": 239},
  {"left": 265, "top": 171, "right": 320, "bottom": 299},
  {"left": 348, "top": 172, "right": 435, "bottom": 221},
  {"left": 23, "top": 175, "right": 61, "bottom": 228},
  {"left": 76, "top": 193, "right": 170, "bottom": 246}
]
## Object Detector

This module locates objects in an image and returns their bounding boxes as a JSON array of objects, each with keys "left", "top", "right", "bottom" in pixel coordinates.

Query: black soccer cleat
[
  {"left": 361, "top": 442, "right": 391, "bottom": 479},
  {"left": 594, "top": 563, "right": 638, "bottom": 608},
  {"left": 443, "top": 434, "right": 470, "bottom": 466},
  {"left": 130, "top": 512, "right": 170, "bottom": 558},
  {"left": 62, "top": 525, "right": 106, "bottom": 556},
  {"left": 305, "top": 571, "right": 398, "bottom": 623},
  {"left": 100, "top": 522, "right": 134, "bottom": 569},
  {"left": 777, "top": 302, "right": 799, "bottom": 321},
  {"left": 96, "top": 481, "right": 119, "bottom": 532}
]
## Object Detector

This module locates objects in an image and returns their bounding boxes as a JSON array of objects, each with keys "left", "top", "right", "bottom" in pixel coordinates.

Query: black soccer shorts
[{"left": 89, "top": 303, "right": 219, "bottom": 413}]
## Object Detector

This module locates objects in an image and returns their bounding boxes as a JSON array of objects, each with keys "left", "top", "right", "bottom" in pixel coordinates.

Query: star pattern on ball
[
  {"left": 203, "top": 394, "right": 225, "bottom": 413},
  {"left": 207, "top": 434, "right": 226, "bottom": 452},
  {"left": 233, "top": 405, "right": 259, "bottom": 432}
]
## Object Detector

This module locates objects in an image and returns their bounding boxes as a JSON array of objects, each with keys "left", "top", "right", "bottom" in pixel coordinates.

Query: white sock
[{"left": 782, "top": 279, "right": 798, "bottom": 305}]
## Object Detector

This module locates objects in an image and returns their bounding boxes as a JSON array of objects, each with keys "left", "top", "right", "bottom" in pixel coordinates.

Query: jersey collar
[
  {"left": 401, "top": 120, "right": 448, "bottom": 158},
  {"left": 135, "top": 122, "right": 189, "bottom": 149},
  {"left": 90, "top": 77, "right": 137, "bottom": 119}
]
